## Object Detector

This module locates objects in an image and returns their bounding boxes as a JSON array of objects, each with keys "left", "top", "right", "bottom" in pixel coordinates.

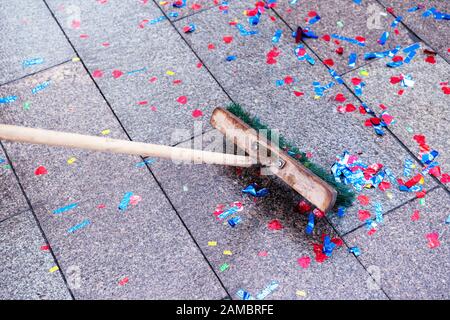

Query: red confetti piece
[
  {"left": 426, "top": 233, "right": 440, "bottom": 249},
  {"left": 34, "top": 166, "right": 48, "bottom": 176},
  {"left": 284, "top": 76, "right": 294, "bottom": 84},
  {"left": 176, "top": 96, "right": 187, "bottom": 104},
  {"left": 137, "top": 101, "right": 148, "bottom": 106},
  {"left": 357, "top": 195, "right": 370, "bottom": 206},
  {"left": 351, "top": 78, "right": 362, "bottom": 85},
  {"left": 441, "top": 86, "right": 450, "bottom": 95},
  {"left": 378, "top": 181, "right": 391, "bottom": 191},
  {"left": 335, "top": 47, "right": 344, "bottom": 55},
  {"left": 207, "top": 43, "right": 215, "bottom": 50},
  {"left": 335, "top": 93, "right": 346, "bottom": 103},
  {"left": 191, "top": 3, "right": 201, "bottom": 10},
  {"left": 313, "top": 208, "right": 325, "bottom": 218},
  {"left": 196, "top": 62, "right": 203, "bottom": 68},
  {"left": 297, "top": 256, "right": 311, "bottom": 269},
  {"left": 367, "top": 228, "right": 377, "bottom": 236},
  {"left": 118, "top": 277, "right": 129, "bottom": 286},
  {"left": 40, "top": 245, "right": 50, "bottom": 251},
  {"left": 92, "top": 70, "right": 103, "bottom": 78},
  {"left": 411, "top": 210, "right": 420, "bottom": 221},
  {"left": 297, "top": 200, "right": 311, "bottom": 214},
  {"left": 149, "top": 76, "right": 157, "bottom": 83},
  {"left": 80, "top": 34, "right": 89, "bottom": 39},
  {"left": 322, "top": 34, "right": 331, "bottom": 41},
  {"left": 258, "top": 251, "right": 268, "bottom": 257},
  {"left": 267, "top": 219, "right": 283, "bottom": 231},
  {"left": 97, "top": 204, "right": 106, "bottom": 209},
  {"left": 173, "top": 79, "right": 182, "bottom": 85},
  {"left": 112, "top": 70, "right": 124, "bottom": 79},
  {"left": 392, "top": 55, "right": 403, "bottom": 62},
  {"left": 192, "top": 109, "right": 203, "bottom": 118},
  {"left": 293, "top": 90, "right": 304, "bottom": 97},
  {"left": 416, "top": 190, "right": 426, "bottom": 198},
  {"left": 323, "top": 58, "right": 334, "bottom": 66},
  {"left": 223, "top": 36, "right": 233, "bottom": 44},
  {"left": 358, "top": 210, "right": 371, "bottom": 221},
  {"left": 425, "top": 55, "right": 436, "bottom": 64}
]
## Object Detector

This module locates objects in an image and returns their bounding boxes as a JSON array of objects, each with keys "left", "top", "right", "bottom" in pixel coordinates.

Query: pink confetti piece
[
  {"left": 118, "top": 277, "right": 129, "bottom": 286},
  {"left": 357, "top": 195, "right": 370, "bottom": 206},
  {"left": 411, "top": 210, "right": 420, "bottom": 221},
  {"left": 112, "top": 70, "right": 124, "bottom": 79},
  {"left": 426, "top": 233, "right": 440, "bottom": 249},
  {"left": 358, "top": 210, "right": 371, "bottom": 221},
  {"left": 297, "top": 256, "right": 311, "bottom": 269},
  {"left": 92, "top": 70, "right": 103, "bottom": 78},
  {"left": 177, "top": 96, "right": 187, "bottom": 104},
  {"left": 192, "top": 109, "right": 203, "bottom": 118}
]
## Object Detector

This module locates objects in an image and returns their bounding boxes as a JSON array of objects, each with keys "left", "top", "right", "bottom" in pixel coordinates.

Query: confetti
[
  {"left": 31, "top": 81, "right": 50, "bottom": 94},
  {"left": 267, "top": 219, "right": 283, "bottom": 231},
  {"left": 49, "top": 266, "right": 59, "bottom": 273},
  {"left": 34, "top": 166, "right": 48, "bottom": 176},
  {"left": 67, "top": 219, "right": 91, "bottom": 233},
  {"left": 53, "top": 203, "right": 78, "bottom": 215},
  {"left": 0, "top": 96, "right": 18, "bottom": 104},
  {"left": 208, "top": 241, "right": 217, "bottom": 246},
  {"left": 118, "top": 192, "right": 133, "bottom": 211}
]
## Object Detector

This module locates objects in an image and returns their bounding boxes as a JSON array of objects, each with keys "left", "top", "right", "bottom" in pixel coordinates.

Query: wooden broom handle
[{"left": 0, "top": 124, "right": 254, "bottom": 167}]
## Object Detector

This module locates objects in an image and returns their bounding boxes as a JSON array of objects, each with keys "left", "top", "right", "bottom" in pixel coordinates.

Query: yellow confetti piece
[
  {"left": 419, "top": 176, "right": 425, "bottom": 184},
  {"left": 159, "top": 1, "right": 168, "bottom": 5},
  {"left": 101, "top": 129, "right": 110, "bottom": 135},
  {"left": 166, "top": 70, "right": 175, "bottom": 76},
  {"left": 359, "top": 70, "right": 369, "bottom": 77},
  {"left": 208, "top": 241, "right": 217, "bottom": 247},
  {"left": 223, "top": 250, "right": 232, "bottom": 255},
  {"left": 67, "top": 157, "right": 77, "bottom": 164},
  {"left": 72, "top": 57, "right": 80, "bottom": 62},
  {"left": 386, "top": 192, "right": 393, "bottom": 199},
  {"left": 49, "top": 266, "right": 59, "bottom": 273},
  {"left": 314, "top": 95, "right": 321, "bottom": 100},
  {"left": 296, "top": 290, "right": 307, "bottom": 297}
]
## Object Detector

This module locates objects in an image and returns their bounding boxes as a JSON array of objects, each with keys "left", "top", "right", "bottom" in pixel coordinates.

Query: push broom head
[{"left": 210, "top": 104, "right": 355, "bottom": 212}]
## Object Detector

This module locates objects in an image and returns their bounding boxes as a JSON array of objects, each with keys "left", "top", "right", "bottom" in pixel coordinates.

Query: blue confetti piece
[
  {"left": 323, "top": 235, "right": 336, "bottom": 257},
  {"left": 364, "top": 45, "right": 401, "bottom": 60},
  {"left": 217, "top": 206, "right": 239, "bottom": 220},
  {"left": 374, "top": 203, "right": 383, "bottom": 223},
  {"left": 313, "top": 81, "right": 335, "bottom": 97},
  {"left": 272, "top": 29, "right": 282, "bottom": 43},
  {"left": 68, "top": 219, "right": 91, "bottom": 233},
  {"left": 309, "top": 15, "right": 320, "bottom": 24},
  {"left": 337, "top": 207, "right": 346, "bottom": 218},
  {"left": 353, "top": 0, "right": 362, "bottom": 4},
  {"left": 403, "top": 159, "right": 413, "bottom": 177},
  {"left": 391, "top": 16, "right": 402, "bottom": 28},
  {"left": 328, "top": 68, "right": 344, "bottom": 84},
  {"left": 306, "top": 212, "right": 315, "bottom": 235},
  {"left": 0, "top": 96, "right": 18, "bottom": 104},
  {"left": 226, "top": 55, "right": 237, "bottom": 61},
  {"left": 349, "top": 246, "right": 361, "bottom": 256},
  {"left": 228, "top": 216, "right": 242, "bottom": 227},
  {"left": 236, "top": 289, "right": 255, "bottom": 300},
  {"left": 348, "top": 53, "right": 357, "bottom": 68},
  {"left": 242, "top": 183, "right": 269, "bottom": 197},
  {"left": 256, "top": 281, "right": 279, "bottom": 300},
  {"left": 173, "top": 0, "right": 186, "bottom": 8},
  {"left": 31, "top": 81, "right": 50, "bottom": 94},
  {"left": 135, "top": 158, "right": 156, "bottom": 168},
  {"left": 331, "top": 34, "right": 365, "bottom": 47},
  {"left": 378, "top": 31, "right": 389, "bottom": 45},
  {"left": 127, "top": 67, "right": 147, "bottom": 75},
  {"left": 53, "top": 203, "right": 78, "bottom": 215},
  {"left": 168, "top": 12, "right": 179, "bottom": 18},
  {"left": 236, "top": 24, "right": 258, "bottom": 36},
  {"left": 23, "top": 58, "right": 44, "bottom": 68},
  {"left": 118, "top": 192, "right": 133, "bottom": 211},
  {"left": 445, "top": 215, "right": 450, "bottom": 224},
  {"left": 407, "top": 6, "right": 421, "bottom": 12},
  {"left": 148, "top": 16, "right": 166, "bottom": 25}
]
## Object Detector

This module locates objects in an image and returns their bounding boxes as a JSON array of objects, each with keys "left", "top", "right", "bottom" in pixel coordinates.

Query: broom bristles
[{"left": 227, "top": 103, "right": 355, "bottom": 209}]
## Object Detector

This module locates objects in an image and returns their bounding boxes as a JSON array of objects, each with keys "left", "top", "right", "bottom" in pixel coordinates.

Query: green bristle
[{"left": 226, "top": 103, "right": 356, "bottom": 209}]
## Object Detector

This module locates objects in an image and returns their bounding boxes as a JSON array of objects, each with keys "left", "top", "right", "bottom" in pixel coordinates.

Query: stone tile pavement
[{"left": 0, "top": 0, "right": 448, "bottom": 299}]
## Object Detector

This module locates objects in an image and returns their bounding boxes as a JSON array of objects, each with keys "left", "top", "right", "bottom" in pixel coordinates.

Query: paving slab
[
  {"left": 0, "top": 147, "right": 28, "bottom": 220},
  {"left": 378, "top": 0, "right": 450, "bottom": 62},
  {"left": 0, "top": 210, "right": 72, "bottom": 300},
  {"left": 343, "top": 187, "right": 450, "bottom": 299},
  {"left": 273, "top": 0, "right": 416, "bottom": 75},
  {"left": 46, "top": 0, "right": 231, "bottom": 146},
  {"left": 150, "top": 132, "right": 387, "bottom": 299},
  {"left": 0, "top": 0, "right": 73, "bottom": 85},
  {"left": 31, "top": 174, "right": 227, "bottom": 299},
  {"left": 342, "top": 43, "right": 450, "bottom": 181},
  {"left": 172, "top": 4, "right": 436, "bottom": 234}
]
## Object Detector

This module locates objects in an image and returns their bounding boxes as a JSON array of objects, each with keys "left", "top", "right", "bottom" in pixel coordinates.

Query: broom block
[
  {"left": 210, "top": 107, "right": 337, "bottom": 212},
  {"left": 0, "top": 124, "right": 254, "bottom": 167}
]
